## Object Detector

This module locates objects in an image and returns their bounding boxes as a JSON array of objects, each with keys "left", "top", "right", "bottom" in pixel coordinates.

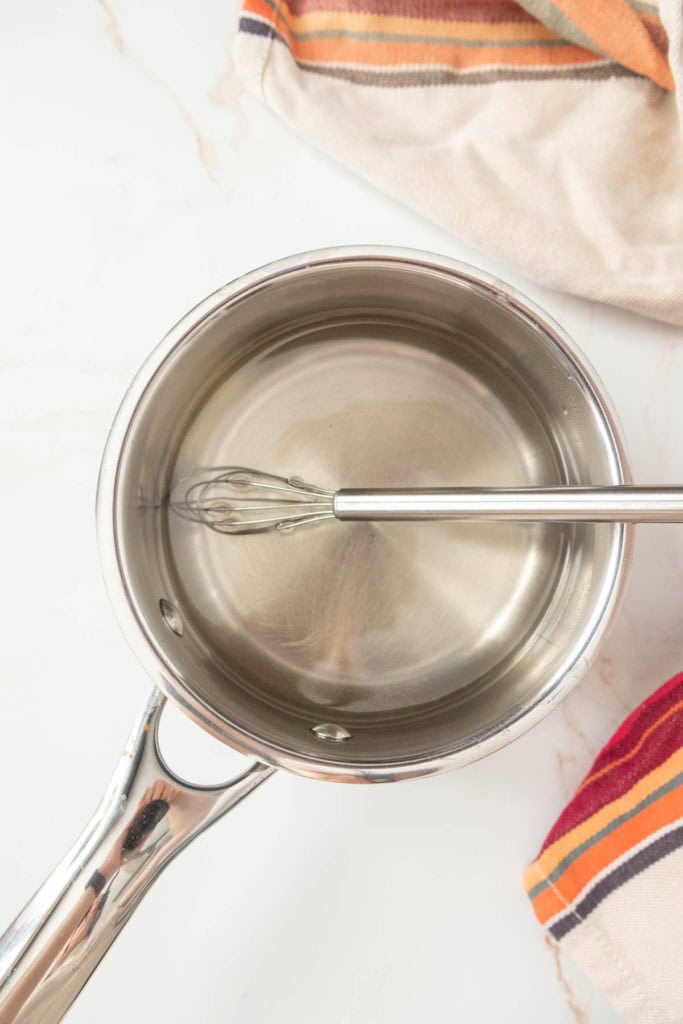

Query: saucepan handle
[{"left": 0, "top": 689, "right": 274, "bottom": 1024}]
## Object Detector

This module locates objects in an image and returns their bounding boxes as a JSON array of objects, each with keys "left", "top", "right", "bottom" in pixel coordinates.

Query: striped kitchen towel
[
  {"left": 525, "top": 671, "right": 683, "bottom": 1024},
  {"left": 234, "top": 0, "right": 683, "bottom": 325}
]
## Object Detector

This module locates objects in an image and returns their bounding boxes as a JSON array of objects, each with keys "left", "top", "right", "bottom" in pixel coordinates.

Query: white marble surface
[{"left": 1, "top": 2, "right": 682, "bottom": 1022}]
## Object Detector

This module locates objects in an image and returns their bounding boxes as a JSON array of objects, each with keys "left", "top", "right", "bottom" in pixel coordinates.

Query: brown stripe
[
  {"left": 284, "top": 0, "right": 539, "bottom": 24},
  {"left": 295, "top": 54, "right": 636, "bottom": 85},
  {"left": 549, "top": 822, "right": 683, "bottom": 941},
  {"left": 642, "top": 19, "right": 669, "bottom": 55}
]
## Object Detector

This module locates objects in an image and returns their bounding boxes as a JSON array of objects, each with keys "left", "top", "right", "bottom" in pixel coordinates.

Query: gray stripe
[
  {"left": 258, "top": 0, "right": 282, "bottom": 15},
  {"left": 515, "top": 0, "right": 606, "bottom": 57},
  {"left": 627, "top": 0, "right": 659, "bottom": 15},
  {"left": 527, "top": 769, "right": 683, "bottom": 901},
  {"left": 289, "top": 28, "right": 573, "bottom": 47},
  {"left": 299, "top": 59, "right": 636, "bottom": 88},
  {"left": 550, "top": 822, "right": 683, "bottom": 941}
]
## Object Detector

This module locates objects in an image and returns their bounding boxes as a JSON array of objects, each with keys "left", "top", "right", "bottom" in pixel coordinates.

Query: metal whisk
[
  {"left": 170, "top": 467, "right": 683, "bottom": 534},
  {"left": 170, "top": 468, "right": 337, "bottom": 533}
]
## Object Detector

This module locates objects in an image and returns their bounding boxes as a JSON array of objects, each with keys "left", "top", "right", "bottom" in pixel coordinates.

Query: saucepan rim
[{"left": 96, "top": 245, "right": 634, "bottom": 782}]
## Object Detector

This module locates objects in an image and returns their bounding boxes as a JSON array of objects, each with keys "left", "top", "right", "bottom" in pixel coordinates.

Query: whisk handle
[{"left": 333, "top": 486, "right": 683, "bottom": 523}]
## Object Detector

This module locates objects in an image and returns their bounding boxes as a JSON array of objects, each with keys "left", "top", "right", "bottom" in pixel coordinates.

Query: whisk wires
[{"left": 170, "top": 467, "right": 335, "bottom": 534}]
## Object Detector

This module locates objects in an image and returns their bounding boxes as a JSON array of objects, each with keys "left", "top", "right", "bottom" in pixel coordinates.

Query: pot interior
[{"left": 114, "top": 255, "right": 627, "bottom": 775}]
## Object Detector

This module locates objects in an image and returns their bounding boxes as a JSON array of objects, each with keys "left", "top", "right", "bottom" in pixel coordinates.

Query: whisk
[{"left": 170, "top": 467, "right": 683, "bottom": 534}]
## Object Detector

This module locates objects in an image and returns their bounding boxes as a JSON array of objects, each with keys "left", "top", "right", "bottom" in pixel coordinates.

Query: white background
[{"left": 1, "top": 2, "right": 682, "bottom": 1022}]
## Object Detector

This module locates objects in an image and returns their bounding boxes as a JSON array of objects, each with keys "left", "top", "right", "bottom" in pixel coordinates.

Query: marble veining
[{"left": 0, "top": 3, "right": 679, "bottom": 1023}]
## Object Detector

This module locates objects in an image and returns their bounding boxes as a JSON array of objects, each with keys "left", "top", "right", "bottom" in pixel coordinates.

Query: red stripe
[
  {"left": 605, "top": 672, "right": 683, "bottom": 757},
  {"left": 541, "top": 672, "right": 683, "bottom": 852},
  {"left": 284, "top": 0, "right": 538, "bottom": 23}
]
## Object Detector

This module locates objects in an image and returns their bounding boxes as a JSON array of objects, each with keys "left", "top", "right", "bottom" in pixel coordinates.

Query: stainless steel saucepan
[{"left": 0, "top": 248, "right": 633, "bottom": 1022}]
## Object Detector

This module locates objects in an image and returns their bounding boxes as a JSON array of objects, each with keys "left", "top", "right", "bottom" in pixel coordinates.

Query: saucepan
[{"left": 0, "top": 247, "right": 632, "bottom": 1022}]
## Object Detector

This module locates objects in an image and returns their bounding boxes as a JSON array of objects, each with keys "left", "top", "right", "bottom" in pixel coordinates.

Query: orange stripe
[
  {"left": 285, "top": 40, "right": 600, "bottom": 68},
  {"left": 525, "top": 746, "right": 683, "bottom": 888},
  {"left": 576, "top": 697, "right": 683, "bottom": 797},
  {"left": 552, "top": 0, "right": 673, "bottom": 89},
  {"left": 245, "top": 2, "right": 601, "bottom": 68},
  {"left": 528, "top": 871, "right": 569, "bottom": 925},
  {"left": 530, "top": 783, "right": 683, "bottom": 924},
  {"left": 244, "top": 4, "right": 563, "bottom": 42},
  {"left": 244, "top": 0, "right": 671, "bottom": 85}
]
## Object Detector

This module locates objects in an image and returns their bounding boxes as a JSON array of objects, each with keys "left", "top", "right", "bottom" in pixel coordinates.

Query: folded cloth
[
  {"left": 234, "top": 0, "right": 683, "bottom": 325},
  {"left": 525, "top": 671, "right": 683, "bottom": 1024}
]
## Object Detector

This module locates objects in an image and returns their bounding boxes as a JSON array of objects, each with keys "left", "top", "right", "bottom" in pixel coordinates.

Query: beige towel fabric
[{"left": 235, "top": 0, "right": 683, "bottom": 324}]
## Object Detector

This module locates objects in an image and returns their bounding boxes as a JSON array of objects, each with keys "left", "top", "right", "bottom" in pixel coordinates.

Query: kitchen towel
[
  {"left": 234, "top": 0, "right": 683, "bottom": 325},
  {"left": 525, "top": 671, "right": 683, "bottom": 1024}
]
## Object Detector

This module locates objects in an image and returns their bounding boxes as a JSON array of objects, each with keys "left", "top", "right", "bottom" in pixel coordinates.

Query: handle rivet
[
  {"left": 159, "top": 599, "right": 184, "bottom": 637},
  {"left": 311, "top": 723, "right": 352, "bottom": 742}
]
